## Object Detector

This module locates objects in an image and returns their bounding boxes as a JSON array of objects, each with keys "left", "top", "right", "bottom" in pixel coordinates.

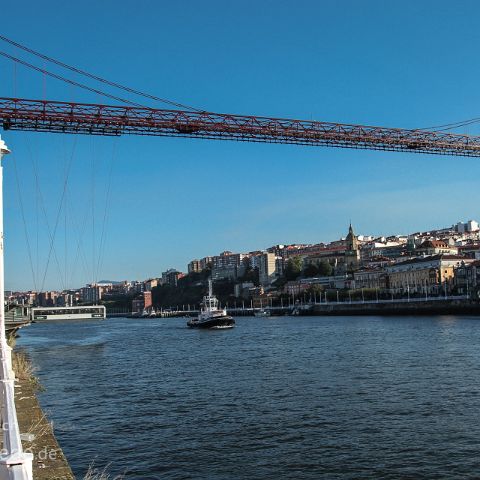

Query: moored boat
[{"left": 187, "top": 280, "right": 235, "bottom": 329}]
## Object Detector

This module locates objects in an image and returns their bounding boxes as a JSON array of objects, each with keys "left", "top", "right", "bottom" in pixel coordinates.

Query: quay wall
[{"left": 310, "top": 299, "right": 480, "bottom": 316}]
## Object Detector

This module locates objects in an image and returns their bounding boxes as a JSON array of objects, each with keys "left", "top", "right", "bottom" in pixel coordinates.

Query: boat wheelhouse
[{"left": 31, "top": 305, "right": 106, "bottom": 322}]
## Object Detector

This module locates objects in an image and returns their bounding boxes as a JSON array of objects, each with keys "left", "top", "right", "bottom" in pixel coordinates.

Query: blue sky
[{"left": 1, "top": 0, "right": 480, "bottom": 290}]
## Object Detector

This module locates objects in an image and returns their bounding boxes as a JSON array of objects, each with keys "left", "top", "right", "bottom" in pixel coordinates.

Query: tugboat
[{"left": 187, "top": 280, "right": 235, "bottom": 329}]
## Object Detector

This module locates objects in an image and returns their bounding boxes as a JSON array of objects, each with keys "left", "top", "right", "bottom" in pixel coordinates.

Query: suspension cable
[
  {"left": 0, "top": 34, "right": 203, "bottom": 112},
  {"left": 417, "top": 117, "right": 480, "bottom": 132},
  {"left": 0, "top": 50, "right": 147, "bottom": 107},
  {"left": 12, "top": 155, "right": 38, "bottom": 291},
  {"left": 95, "top": 139, "right": 117, "bottom": 284},
  {"left": 25, "top": 137, "right": 67, "bottom": 292}
]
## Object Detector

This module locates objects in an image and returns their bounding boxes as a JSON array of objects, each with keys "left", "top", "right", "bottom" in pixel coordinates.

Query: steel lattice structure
[{"left": 1, "top": 97, "right": 480, "bottom": 156}]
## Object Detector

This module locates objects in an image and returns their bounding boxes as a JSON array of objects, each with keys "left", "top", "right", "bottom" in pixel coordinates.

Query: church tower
[
  {"left": 345, "top": 223, "right": 360, "bottom": 271},
  {"left": 346, "top": 223, "right": 358, "bottom": 251}
]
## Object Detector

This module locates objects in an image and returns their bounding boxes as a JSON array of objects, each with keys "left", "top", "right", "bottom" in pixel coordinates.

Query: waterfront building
[
  {"left": 385, "top": 254, "right": 473, "bottom": 295},
  {"left": 132, "top": 291, "right": 152, "bottom": 313},
  {"left": 454, "top": 260, "right": 480, "bottom": 297},
  {"left": 353, "top": 269, "right": 388, "bottom": 290}
]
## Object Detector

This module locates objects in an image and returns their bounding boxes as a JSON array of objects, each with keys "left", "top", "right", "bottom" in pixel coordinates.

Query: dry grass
[
  {"left": 27, "top": 411, "right": 52, "bottom": 439},
  {"left": 12, "top": 350, "right": 43, "bottom": 391},
  {"left": 83, "top": 462, "right": 124, "bottom": 480},
  {"left": 12, "top": 351, "right": 34, "bottom": 380}
]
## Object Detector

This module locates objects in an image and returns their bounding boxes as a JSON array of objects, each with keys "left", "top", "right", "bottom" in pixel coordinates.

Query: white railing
[{"left": 0, "top": 137, "right": 33, "bottom": 479}]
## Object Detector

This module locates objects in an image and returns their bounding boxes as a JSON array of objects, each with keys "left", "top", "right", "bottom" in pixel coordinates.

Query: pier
[{"left": 121, "top": 295, "right": 480, "bottom": 319}]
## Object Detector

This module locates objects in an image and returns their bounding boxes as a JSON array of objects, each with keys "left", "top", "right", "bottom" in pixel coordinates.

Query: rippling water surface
[{"left": 16, "top": 315, "right": 480, "bottom": 479}]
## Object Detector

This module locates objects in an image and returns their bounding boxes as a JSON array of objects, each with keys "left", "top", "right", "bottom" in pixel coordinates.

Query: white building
[
  {"left": 259, "top": 252, "right": 277, "bottom": 286},
  {"left": 456, "top": 220, "right": 479, "bottom": 234}
]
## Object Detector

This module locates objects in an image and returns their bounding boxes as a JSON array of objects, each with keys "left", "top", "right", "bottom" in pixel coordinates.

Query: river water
[{"left": 16, "top": 315, "right": 480, "bottom": 479}]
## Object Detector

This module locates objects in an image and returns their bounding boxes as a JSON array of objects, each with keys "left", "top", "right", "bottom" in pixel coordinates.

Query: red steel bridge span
[{"left": 1, "top": 97, "right": 480, "bottom": 157}]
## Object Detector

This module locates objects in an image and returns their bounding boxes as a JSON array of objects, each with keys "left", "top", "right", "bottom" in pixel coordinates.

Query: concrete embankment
[
  {"left": 13, "top": 352, "right": 75, "bottom": 480},
  {"left": 310, "top": 299, "right": 480, "bottom": 316}
]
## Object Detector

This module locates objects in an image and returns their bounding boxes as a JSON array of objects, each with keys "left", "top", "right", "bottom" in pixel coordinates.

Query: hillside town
[{"left": 7, "top": 219, "right": 480, "bottom": 313}]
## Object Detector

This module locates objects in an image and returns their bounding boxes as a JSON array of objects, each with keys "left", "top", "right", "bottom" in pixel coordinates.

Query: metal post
[{"left": 0, "top": 136, "right": 33, "bottom": 479}]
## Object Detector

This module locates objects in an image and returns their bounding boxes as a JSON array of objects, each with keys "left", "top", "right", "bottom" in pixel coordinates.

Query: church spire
[
  {"left": 346, "top": 222, "right": 357, "bottom": 251},
  {"left": 348, "top": 222, "right": 354, "bottom": 236}
]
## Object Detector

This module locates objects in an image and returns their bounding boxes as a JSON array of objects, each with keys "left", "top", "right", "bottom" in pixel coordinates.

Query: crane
[{"left": 1, "top": 97, "right": 480, "bottom": 157}]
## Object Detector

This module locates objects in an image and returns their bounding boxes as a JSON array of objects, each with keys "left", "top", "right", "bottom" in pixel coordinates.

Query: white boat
[
  {"left": 187, "top": 280, "right": 235, "bottom": 329},
  {"left": 254, "top": 308, "right": 271, "bottom": 317}
]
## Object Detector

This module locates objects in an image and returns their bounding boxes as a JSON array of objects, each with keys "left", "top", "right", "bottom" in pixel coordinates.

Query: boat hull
[{"left": 187, "top": 316, "right": 235, "bottom": 329}]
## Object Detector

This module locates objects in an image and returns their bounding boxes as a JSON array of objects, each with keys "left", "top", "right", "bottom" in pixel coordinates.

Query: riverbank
[{"left": 13, "top": 351, "right": 74, "bottom": 480}]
